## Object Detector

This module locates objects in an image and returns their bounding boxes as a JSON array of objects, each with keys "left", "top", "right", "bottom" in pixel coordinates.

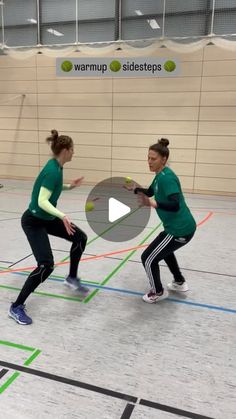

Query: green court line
[
  {"left": 24, "top": 349, "right": 41, "bottom": 366},
  {"left": 60, "top": 207, "right": 140, "bottom": 263},
  {"left": 0, "top": 372, "right": 20, "bottom": 394},
  {"left": 0, "top": 208, "right": 154, "bottom": 304},
  {"left": 0, "top": 265, "right": 100, "bottom": 303},
  {"left": 0, "top": 341, "right": 41, "bottom": 394},
  {"left": 43, "top": 272, "right": 99, "bottom": 285},
  {"left": 0, "top": 222, "right": 161, "bottom": 304},
  {"left": 0, "top": 284, "right": 83, "bottom": 302},
  {"left": 0, "top": 265, "right": 100, "bottom": 285},
  {"left": 83, "top": 222, "right": 162, "bottom": 304},
  {"left": 0, "top": 214, "right": 159, "bottom": 305},
  {"left": 0, "top": 202, "right": 142, "bottom": 303},
  {"left": 0, "top": 340, "right": 35, "bottom": 352},
  {"left": 71, "top": 217, "right": 154, "bottom": 230}
]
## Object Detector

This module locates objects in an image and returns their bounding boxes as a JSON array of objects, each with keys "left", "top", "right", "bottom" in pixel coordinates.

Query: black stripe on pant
[
  {"left": 141, "top": 230, "right": 194, "bottom": 294},
  {"left": 13, "top": 209, "right": 87, "bottom": 307}
]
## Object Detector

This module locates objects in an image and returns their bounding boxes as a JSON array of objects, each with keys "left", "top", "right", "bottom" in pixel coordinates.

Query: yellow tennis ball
[
  {"left": 125, "top": 176, "right": 132, "bottom": 184},
  {"left": 61, "top": 60, "right": 73, "bottom": 72},
  {"left": 164, "top": 60, "right": 176, "bottom": 72},
  {"left": 109, "top": 60, "right": 121, "bottom": 72},
  {"left": 85, "top": 201, "right": 94, "bottom": 212}
]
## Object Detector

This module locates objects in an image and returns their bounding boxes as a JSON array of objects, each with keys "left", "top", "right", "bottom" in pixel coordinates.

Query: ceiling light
[
  {"left": 27, "top": 18, "right": 37, "bottom": 24},
  {"left": 135, "top": 10, "right": 143, "bottom": 16},
  {"left": 147, "top": 19, "right": 160, "bottom": 29},
  {"left": 47, "top": 28, "right": 64, "bottom": 37}
]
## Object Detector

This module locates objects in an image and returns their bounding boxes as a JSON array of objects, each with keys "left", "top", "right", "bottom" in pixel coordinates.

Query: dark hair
[
  {"left": 46, "top": 130, "right": 73, "bottom": 156},
  {"left": 149, "top": 138, "right": 170, "bottom": 160}
]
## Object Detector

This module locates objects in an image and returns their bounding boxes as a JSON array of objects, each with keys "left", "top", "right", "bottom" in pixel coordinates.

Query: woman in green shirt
[
  {"left": 9, "top": 130, "right": 89, "bottom": 325},
  {"left": 135, "top": 138, "right": 196, "bottom": 304}
]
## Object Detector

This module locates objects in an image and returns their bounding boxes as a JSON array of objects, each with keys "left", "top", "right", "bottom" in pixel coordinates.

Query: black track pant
[
  {"left": 141, "top": 230, "right": 194, "bottom": 294},
  {"left": 13, "top": 210, "right": 87, "bottom": 307}
]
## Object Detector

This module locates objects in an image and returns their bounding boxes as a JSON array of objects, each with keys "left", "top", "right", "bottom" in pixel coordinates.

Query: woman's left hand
[{"left": 70, "top": 177, "right": 84, "bottom": 189}]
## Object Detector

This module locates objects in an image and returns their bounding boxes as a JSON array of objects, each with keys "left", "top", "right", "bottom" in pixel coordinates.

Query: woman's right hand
[
  {"left": 63, "top": 216, "right": 76, "bottom": 235},
  {"left": 137, "top": 193, "right": 158, "bottom": 209},
  {"left": 123, "top": 182, "right": 136, "bottom": 192}
]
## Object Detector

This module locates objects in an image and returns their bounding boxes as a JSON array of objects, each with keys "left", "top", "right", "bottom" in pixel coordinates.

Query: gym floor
[{"left": 0, "top": 180, "right": 235, "bottom": 419}]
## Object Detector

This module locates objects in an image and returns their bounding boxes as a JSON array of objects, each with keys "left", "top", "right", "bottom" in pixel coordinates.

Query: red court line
[
  {"left": 0, "top": 211, "right": 213, "bottom": 275},
  {"left": 88, "top": 210, "right": 214, "bottom": 259},
  {"left": 196, "top": 211, "right": 213, "bottom": 227},
  {"left": 191, "top": 208, "right": 236, "bottom": 216}
]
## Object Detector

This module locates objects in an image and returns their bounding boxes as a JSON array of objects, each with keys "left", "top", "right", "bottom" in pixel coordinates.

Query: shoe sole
[
  {"left": 64, "top": 281, "right": 90, "bottom": 295},
  {"left": 142, "top": 297, "right": 157, "bottom": 304},
  {"left": 167, "top": 286, "right": 189, "bottom": 292},
  {"left": 64, "top": 281, "right": 80, "bottom": 291},
  {"left": 77, "top": 292, "right": 90, "bottom": 299},
  {"left": 142, "top": 292, "right": 169, "bottom": 303},
  {"left": 8, "top": 312, "right": 31, "bottom": 325}
]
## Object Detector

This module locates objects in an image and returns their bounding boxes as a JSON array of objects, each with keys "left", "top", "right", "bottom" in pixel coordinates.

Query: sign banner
[{"left": 56, "top": 57, "right": 179, "bottom": 78}]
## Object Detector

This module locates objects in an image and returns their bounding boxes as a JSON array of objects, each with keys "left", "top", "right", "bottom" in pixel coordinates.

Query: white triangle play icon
[{"left": 108, "top": 197, "right": 131, "bottom": 223}]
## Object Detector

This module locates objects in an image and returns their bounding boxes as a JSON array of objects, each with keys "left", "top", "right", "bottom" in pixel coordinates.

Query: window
[
  {"left": 164, "top": 0, "right": 211, "bottom": 37},
  {"left": 4, "top": 0, "right": 37, "bottom": 47},
  {"left": 77, "top": 0, "right": 116, "bottom": 42},
  {"left": 0, "top": 0, "right": 236, "bottom": 47},
  {"left": 122, "top": 0, "right": 164, "bottom": 40},
  {"left": 41, "top": 0, "right": 76, "bottom": 45},
  {"left": 213, "top": 0, "right": 236, "bottom": 35}
]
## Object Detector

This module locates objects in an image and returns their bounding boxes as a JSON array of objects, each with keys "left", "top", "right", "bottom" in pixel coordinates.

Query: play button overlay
[
  {"left": 85, "top": 176, "right": 151, "bottom": 242},
  {"left": 109, "top": 198, "right": 130, "bottom": 222}
]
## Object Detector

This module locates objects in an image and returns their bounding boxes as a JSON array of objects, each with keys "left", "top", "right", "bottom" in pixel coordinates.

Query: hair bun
[
  {"left": 158, "top": 138, "right": 169, "bottom": 147},
  {"left": 51, "top": 129, "right": 58, "bottom": 140}
]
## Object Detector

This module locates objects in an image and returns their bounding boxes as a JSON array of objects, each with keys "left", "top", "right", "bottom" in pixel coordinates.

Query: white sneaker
[
  {"left": 167, "top": 281, "right": 189, "bottom": 292},
  {"left": 142, "top": 289, "right": 169, "bottom": 304}
]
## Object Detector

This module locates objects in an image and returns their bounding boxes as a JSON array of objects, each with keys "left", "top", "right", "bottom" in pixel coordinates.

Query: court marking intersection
[
  {"left": 0, "top": 354, "right": 214, "bottom": 419},
  {"left": 0, "top": 186, "right": 234, "bottom": 417},
  {"left": 1, "top": 211, "right": 235, "bottom": 313},
  {"left": 0, "top": 340, "right": 41, "bottom": 395}
]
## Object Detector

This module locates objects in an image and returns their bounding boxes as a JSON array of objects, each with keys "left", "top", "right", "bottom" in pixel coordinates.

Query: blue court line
[{"left": 4, "top": 270, "right": 236, "bottom": 315}]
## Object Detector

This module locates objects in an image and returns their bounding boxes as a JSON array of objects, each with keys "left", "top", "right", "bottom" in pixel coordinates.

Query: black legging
[
  {"left": 141, "top": 230, "right": 194, "bottom": 293},
  {"left": 13, "top": 209, "right": 87, "bottom": 307}
]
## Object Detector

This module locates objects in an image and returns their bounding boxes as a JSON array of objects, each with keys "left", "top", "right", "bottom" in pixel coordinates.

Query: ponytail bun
[
  {"left": 51, "top": 129, "right": 58, "bottom": 140},
  {"left": 158, "top": 138, "right": 169, "bottom": 147},
  {"left": 46, "top": 129, "right": 73, "bottom": 156},
  {"left": 46, "top": 129, "right": 59, "bottom": 145},
  {"left": 149, "top": 137, "right": 170, "bottom": 160}
]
